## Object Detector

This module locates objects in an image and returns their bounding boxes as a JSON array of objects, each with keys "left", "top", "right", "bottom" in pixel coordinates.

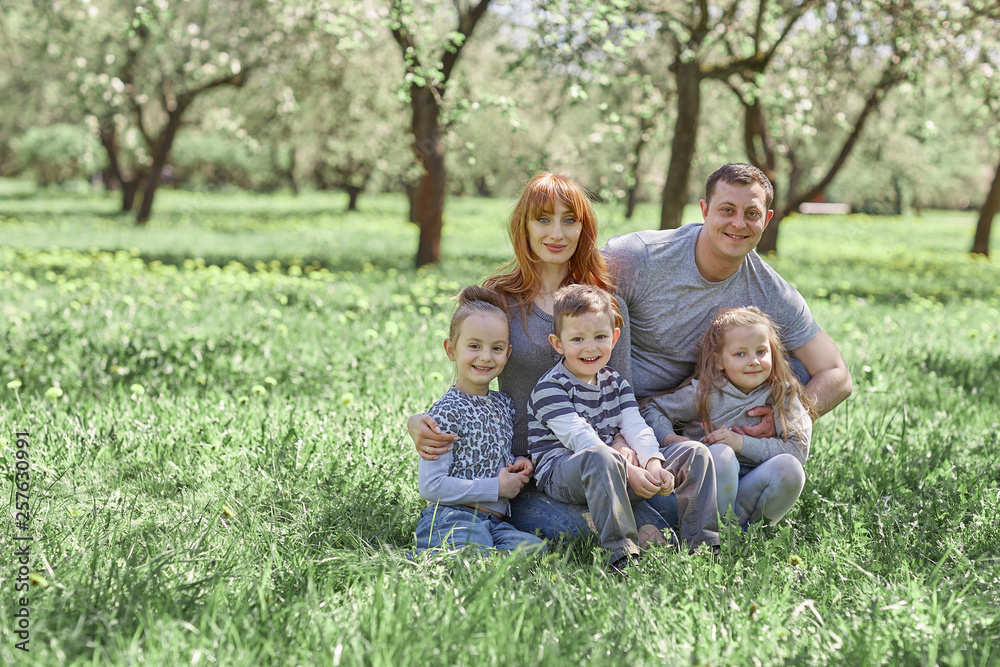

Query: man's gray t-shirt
[{"left": 602, "top": 223, "right": 818, "bottom": 399}]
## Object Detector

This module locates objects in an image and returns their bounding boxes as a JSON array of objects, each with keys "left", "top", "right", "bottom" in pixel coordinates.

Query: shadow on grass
[{"left": 921, "top": 349, "right": 1000, "bottom": 402}]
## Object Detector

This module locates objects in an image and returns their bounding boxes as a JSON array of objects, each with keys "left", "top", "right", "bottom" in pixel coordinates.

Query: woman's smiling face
[{"left": 526, "top": 199, "right": 581, "bottom": 268}]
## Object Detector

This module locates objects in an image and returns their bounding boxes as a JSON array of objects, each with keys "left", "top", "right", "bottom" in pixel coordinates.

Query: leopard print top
[{"left": 428, "top": 387, "right": 516, "bottom": 480}]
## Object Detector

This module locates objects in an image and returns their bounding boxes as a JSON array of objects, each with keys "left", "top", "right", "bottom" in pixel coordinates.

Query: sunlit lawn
[{"left": 1, "top": 185, "right": 998, "bottom": 665}]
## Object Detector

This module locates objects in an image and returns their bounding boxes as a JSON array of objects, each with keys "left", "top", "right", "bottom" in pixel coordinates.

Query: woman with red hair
[{"left": 409, "top": 173, "right": 674, "bottom": 547}]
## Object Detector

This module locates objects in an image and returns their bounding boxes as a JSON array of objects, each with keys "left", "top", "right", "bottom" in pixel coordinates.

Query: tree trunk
[
  {"left": 971, "top": 156, "right": 1000, "bottom": 256},
  {"left": 625, "top": 185, "right": 639, "bottom": 221},
  {"left": 96, "top": 118, "right": 139, "bottom": 211},
  {"left": 405, "top": 180, "right": 420, "bottom": 223},
  {"left": 757, "top": 178, "right": 784, "bottom": 255},
  {"left": 122, "top": 179, "right": 139, "bottom": 212},
  {"left": 625, "top": 118, "right": 651, "bottom": 220},
  {"left": 346, "top": 185, "right": 361, "bottom": 212},
  {"left": 135, "top": 165, "right": 161, "bottom": 225},
  {"left": 660, "top": 60, "right": 701, "bottom": 230},
  {"left": 742, "top": 96, "right": 782, "bottom": 255},
  {"left": 135, "top": 113, "right": 183, "bottom": 224},
  {"left": 286, "top": 147, "right": 299, "bottom": 195},
  {"left": 757, "top": 157, "right": 791, "bottom": 255},
  {"left": 756, "top": 68, "right": 901, "bottom": 254},
  {"left": 411, "top": 87, "right": 446, "bottom": 267},
  {"left": 474, "top": 176, "right": 491, "bottom": 197}
]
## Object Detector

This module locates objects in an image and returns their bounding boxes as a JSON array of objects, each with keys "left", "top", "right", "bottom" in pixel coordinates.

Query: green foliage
[
  {"left": 14, "top": 124, "right": 103, "bottom": 185},
  {"left": 169, "top": 130, "right": 275, "bottom": 190},
  {"left": 2, "top": 192, "right": 999, "bottom": 665}
]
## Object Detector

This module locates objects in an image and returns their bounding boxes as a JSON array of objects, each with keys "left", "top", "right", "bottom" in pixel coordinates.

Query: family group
[{"left": 408, "top": 164, "right": 852, "bottom": 573}]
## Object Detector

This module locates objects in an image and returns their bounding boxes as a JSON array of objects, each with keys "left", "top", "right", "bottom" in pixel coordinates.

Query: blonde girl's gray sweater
[{"left": 640, "top": 379, "right": 811, "bottom": 468}]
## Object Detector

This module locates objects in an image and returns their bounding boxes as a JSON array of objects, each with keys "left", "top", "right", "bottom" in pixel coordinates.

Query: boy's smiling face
[{"left": 548, "top": 310, "right": 620, "bottom": 384}]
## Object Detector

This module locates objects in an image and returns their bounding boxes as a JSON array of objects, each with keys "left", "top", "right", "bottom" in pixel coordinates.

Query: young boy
[{"left": 528, "top": 285, "right": 720, "bottom": 569}]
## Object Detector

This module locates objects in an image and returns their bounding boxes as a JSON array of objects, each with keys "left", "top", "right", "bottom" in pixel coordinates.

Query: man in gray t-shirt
[{"left": 603, "top": 163, "right": 852, "bottom": 438}]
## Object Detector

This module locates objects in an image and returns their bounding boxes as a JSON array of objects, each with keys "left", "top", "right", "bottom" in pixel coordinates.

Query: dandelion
[
  {"left": 264, "top": 376, "right": 277, "bottom": 386},
  {"left": 45, "top": 386, "right": 63, "bottom": 400},
  {"left": 430, "top": 372, "right": 443, "bottom": 383},
  {"left": 340, "top": 392, "right": 354, "bottom": 406},
  {"left": 237, "top": 395, "right": 249, "bottom": 405},
  {"left": 130, "top": 383, "right": 145, "bottom": 397},
  {"left": 28, "top": 573, "right": 48, "bottom": 587},
  {"left": 222, "top": 503, "right": 236, "bottom": 517},
  {"left": 251, "top": 385, "right": 266, "bottom": 395},
  {"left": 7, "top": 379, "right": 22, "bottom": 390},
  {"left": 789, "top": 554, "right": 803, "bottom": 568}
]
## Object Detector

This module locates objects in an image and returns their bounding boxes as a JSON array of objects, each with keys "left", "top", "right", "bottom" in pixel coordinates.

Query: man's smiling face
[{"left": 698, "top": 180, "right": 773, "bottom": 269}]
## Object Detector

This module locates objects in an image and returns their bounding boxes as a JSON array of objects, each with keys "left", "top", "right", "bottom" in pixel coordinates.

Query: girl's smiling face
[
  {"left": 444, "top": 312, "right": 511, "bottom": 396},
  {"left": 716, "top": 324, "right": 773, "bottom": 393}
]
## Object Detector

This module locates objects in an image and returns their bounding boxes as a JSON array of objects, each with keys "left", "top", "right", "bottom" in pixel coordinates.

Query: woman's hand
[{"left": 408, "top": 413, "right": 459, "bottom": 461}]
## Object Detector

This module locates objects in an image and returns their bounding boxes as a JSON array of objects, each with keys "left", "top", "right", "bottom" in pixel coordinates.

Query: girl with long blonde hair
[{"left": 641, "top": 307, "right": 816, "bottom": 527}]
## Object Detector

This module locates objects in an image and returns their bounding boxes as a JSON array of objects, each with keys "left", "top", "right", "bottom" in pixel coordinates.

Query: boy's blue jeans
[{"left": 413, "top": 504, "right": 546, "bottom": 555}]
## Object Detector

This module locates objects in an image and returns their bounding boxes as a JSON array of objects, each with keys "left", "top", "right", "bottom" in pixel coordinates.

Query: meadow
[{"left": 1, "top": 184, "right": 999, "bottom": 666}]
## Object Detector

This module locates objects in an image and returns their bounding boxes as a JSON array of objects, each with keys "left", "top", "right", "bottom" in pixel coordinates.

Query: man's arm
[{"left": 791, "top": 328, "right": 852, "bottom": 417}]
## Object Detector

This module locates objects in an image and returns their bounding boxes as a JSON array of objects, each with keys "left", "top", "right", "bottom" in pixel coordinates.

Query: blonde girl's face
[
  {"left": 444, "top": 312, "right": 512, "bottom": 396},
  {"left": 716, "top": 324, "right": 773, "bottom": 394},
  {"left": 526, "top": 199, "right": 582, "bottom": 268}
]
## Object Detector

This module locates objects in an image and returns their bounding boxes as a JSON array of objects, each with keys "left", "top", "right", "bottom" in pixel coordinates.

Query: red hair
[{"left": 483, "top": 173, "right": 615, "bottom": 321}]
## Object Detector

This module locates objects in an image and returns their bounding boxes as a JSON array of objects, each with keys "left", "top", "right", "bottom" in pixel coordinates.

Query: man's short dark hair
[{"left": 705, "top": 163, "right": 774, "bottom": 210}]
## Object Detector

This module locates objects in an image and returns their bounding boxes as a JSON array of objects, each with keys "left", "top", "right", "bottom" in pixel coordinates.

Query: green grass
[{"left": 1, "top": 187, "right": 999, "bottom": 665}]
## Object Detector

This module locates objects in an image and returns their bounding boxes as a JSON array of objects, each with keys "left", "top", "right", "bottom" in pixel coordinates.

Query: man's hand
[
  {"left": 408, "top": 413, "right": 459, "bottom": 461},
  {"left": 730, "top": 406, "right": 776, "bottom": 439}
]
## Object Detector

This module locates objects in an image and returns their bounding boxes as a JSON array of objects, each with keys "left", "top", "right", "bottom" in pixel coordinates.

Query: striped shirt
[{"left": 528, "top": 361, "right": 660, "bottom": 489}]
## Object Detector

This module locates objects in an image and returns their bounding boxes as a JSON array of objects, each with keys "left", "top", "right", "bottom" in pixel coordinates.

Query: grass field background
[{"left": 1, "top": 185, "right": 999, "bottom": 665}]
